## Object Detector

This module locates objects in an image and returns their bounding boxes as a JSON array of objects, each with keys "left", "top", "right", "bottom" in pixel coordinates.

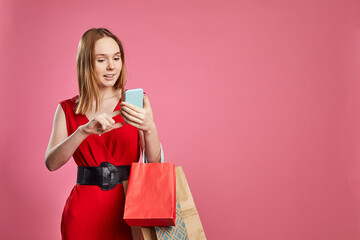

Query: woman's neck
[{"left": 98, "top": 87, "right": 120, "bottom": 100}]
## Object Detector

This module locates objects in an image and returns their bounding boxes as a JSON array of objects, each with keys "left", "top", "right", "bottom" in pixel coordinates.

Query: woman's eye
[
  {"left": 97, "top": 59, "right": 105, "bottom": 62},
  {"left": 114, "top": 57, "right": 120, "bottom": 61}
]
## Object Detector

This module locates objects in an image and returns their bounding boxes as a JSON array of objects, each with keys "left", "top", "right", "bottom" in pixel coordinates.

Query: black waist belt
[{"left": 77, "top": 162, "right": 131, "bottom": 191}]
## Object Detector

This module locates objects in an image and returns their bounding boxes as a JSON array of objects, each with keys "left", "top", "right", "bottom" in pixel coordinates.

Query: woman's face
[{"left": 94, "top": 37, "right": 122, "bottom": 88}]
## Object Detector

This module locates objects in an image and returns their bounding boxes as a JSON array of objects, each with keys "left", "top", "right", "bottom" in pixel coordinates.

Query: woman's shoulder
[
  {"left": 59, "top": 95, "right": 79, "bottom": 111},
  {"left": 60, "top": 95, "right": 78, "bottom": 104}
]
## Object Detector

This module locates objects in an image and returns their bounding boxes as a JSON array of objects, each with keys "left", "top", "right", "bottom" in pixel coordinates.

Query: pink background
[{"left": 1, "top": 0, "right": 360, "bottom": 239}]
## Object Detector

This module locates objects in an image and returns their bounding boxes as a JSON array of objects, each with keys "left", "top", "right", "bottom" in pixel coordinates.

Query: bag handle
[{"left": 142, "top": 143, "right": 164, "bottom": 163}]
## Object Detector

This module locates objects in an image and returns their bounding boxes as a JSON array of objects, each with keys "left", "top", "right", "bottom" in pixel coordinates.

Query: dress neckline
[{"left": 83, "top": 97, "right": 122, "bottom": 122}]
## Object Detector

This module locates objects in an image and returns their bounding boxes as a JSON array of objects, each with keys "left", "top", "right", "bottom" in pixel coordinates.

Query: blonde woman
[{"left": 45, "top": 28, "right": 162, "bottom": 240}]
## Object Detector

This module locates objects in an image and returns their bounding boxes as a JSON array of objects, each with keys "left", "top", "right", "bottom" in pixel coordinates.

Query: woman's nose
[{"left": 107, "top": 60, "right": 115, "bottom": 70}]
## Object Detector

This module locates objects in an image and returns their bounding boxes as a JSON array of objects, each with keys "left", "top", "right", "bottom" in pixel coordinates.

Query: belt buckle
[{"left": 100, "top": 162, "right": 119, "bottom": 191}]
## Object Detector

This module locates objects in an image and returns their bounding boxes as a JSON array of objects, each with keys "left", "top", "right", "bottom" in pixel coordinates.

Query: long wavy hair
[{"left": 75, "top": 28, "right": 126, "bottom": 115}]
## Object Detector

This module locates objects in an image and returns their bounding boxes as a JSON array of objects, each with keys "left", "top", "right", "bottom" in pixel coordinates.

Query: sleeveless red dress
[{"left": 59, "top": 95, "right": 138, "bottom": 240}]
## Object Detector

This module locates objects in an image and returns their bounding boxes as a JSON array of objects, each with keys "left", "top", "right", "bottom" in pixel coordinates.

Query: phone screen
[{"left": 124, "top": 88, "right": 144, "bottom": 108}]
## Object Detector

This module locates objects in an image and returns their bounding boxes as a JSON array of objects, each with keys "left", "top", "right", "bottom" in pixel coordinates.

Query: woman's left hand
[{"left": 120, "top": 94, "right": 156, "bottom": 133}]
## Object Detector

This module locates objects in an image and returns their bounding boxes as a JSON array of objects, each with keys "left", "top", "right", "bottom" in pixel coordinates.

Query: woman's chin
[{"left": 99, "top": 82, "right": 116, "bottom": 88}]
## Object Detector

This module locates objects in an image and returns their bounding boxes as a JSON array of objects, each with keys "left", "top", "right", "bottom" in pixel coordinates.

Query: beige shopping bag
[
  {"left": 155, "top": 167, "right": 206, "bottom": 240},
  {"left": 176, "top": 166, "right": 206, "bottom": 239}
]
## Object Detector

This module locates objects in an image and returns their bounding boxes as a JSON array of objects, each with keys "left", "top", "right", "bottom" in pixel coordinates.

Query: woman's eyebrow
[{"left": 95, "top": 52, "right": 121, "bottom": 57}]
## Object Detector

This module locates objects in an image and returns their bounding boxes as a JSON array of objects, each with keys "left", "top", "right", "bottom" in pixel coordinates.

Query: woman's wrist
[
  {"left": 144, "top": 123, "right": 157, "bottom": 136},
  {"left": 78, "top": 125, "right": 91, "bottom": 137}
]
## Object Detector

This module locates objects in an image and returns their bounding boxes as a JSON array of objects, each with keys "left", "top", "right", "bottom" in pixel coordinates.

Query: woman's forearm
[
  {"left": 45, "top": 126, "right": 90, "bottom": 171},
  {"left": 143, "top": 125, "right": 162, "bottom": 163}
]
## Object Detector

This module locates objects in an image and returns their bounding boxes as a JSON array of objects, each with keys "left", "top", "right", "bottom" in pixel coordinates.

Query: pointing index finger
[{"left": 109, "top": 110, "right": 122, "bottom": 118}]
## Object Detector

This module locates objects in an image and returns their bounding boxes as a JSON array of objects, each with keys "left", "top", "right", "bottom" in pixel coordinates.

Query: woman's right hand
[{"left": 80, "top": 110, "right": 124, "bottom": 135}]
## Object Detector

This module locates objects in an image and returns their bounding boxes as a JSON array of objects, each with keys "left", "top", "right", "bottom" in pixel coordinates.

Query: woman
[{"left": 45, "top": 28, "right": 162, "bottom": 240}]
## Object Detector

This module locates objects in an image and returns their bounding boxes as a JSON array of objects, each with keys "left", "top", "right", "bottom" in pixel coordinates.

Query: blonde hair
[{"left": 75, "top": 28, "right": 126, "bottom": 114}]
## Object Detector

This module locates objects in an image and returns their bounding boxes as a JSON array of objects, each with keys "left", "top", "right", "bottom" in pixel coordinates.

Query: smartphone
[{"left": 124, "top": 88, "right": 144, "bottom": 108}]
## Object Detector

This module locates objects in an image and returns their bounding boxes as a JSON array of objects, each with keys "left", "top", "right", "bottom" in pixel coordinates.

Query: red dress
[{"left": 60, "top": 95, "right": 138, "bottom": 240}]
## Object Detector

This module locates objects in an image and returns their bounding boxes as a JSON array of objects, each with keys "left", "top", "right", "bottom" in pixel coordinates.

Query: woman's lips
[{"left": 104, "top": 74, "right": 115, "bottom": 80}]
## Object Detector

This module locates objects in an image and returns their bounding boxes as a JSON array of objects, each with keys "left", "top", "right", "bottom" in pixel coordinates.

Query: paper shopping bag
[
  {"left": 124, "top": 162, "right": 176, "bottom": 226},
  {"left": 123, "top": 180, "right": 158, "bottom": 240},
  {"left": 155, "top": 197, "right": 189, "bottom": 239},
  {"left": 155, "top": 167, "right": 206, "bottom": 240}
]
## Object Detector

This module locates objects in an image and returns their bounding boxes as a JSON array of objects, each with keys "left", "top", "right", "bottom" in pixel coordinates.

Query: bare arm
[
  {"left": 45, "top": 105, "right": 124, "bottom": 171},
  {"left": 45, "top": 104, "right": 90, "bottom": 171},
  {"left": 121, "top": 94, "right": 162, "bottom": 163},
  {"left": 139, "top": 127, "right": 161, "bottom": 163}
]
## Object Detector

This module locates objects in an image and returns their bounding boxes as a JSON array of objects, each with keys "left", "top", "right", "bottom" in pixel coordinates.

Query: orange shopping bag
[{"left": 124, "top": 148, "right": 176, "bottom": 227}]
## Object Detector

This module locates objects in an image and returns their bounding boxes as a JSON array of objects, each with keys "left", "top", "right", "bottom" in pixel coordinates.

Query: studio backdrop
[{"left": 0, "top": 0, "right": 359, "bottom": 239}]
